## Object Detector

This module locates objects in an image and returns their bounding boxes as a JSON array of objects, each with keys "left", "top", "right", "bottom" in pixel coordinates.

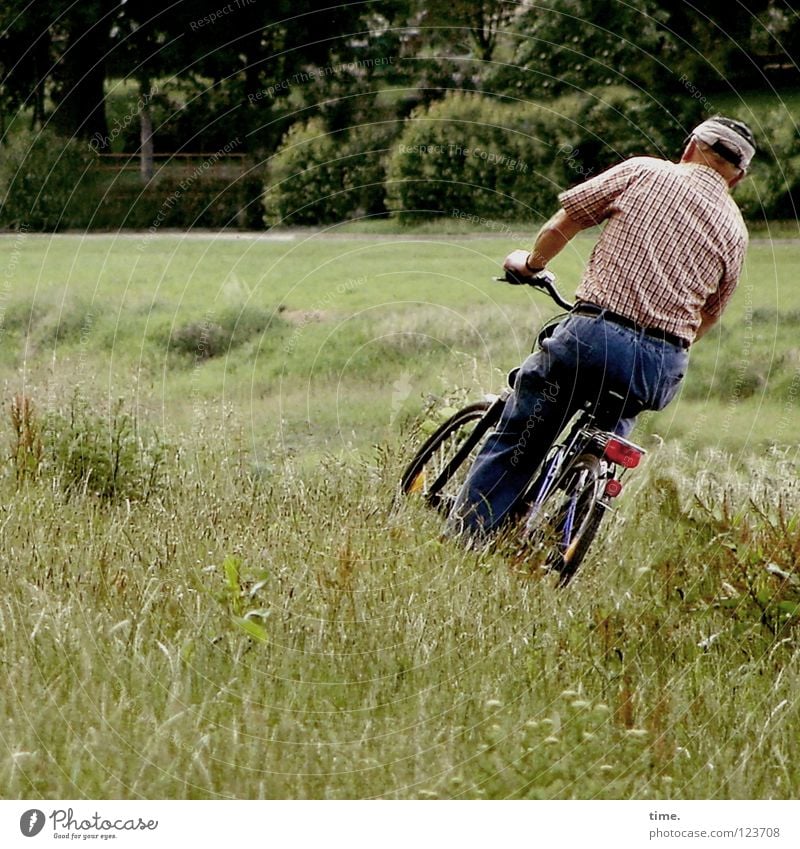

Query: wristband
[{"left": 525, "top": 253, "right": 544, "bottom": 273}]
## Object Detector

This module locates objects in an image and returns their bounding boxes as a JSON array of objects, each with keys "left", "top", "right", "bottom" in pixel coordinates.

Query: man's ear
[{"left": 729, "top": 169, "right": 745, "bottom": 189}]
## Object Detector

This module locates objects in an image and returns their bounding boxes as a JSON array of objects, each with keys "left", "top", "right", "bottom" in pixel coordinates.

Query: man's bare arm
[
  {"left": 527, "top": 208, "right": 586, "bottom": 269},
  {"left": 503, "top": 208, "right": 586, "bottom": 276}
]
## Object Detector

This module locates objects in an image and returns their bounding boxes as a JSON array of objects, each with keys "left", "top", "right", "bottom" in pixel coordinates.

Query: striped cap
[{"left": 691, "top": 117, "right": 756, "bottom": 171}]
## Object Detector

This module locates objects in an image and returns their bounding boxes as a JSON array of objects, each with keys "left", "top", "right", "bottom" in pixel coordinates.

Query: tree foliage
[
  {"left": 2, "top": 0, "right": 799, "bottom": 227},
  {"left": 486, "top": 0, "right": 672, "bottom": 100},
  {"left": 418, "top": 0, "right": 516, "bottom": 62}
]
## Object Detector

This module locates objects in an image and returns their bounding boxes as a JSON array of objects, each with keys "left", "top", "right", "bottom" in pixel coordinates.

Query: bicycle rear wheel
[
  {"left": 523, "top": 452, "right": 606, "bottom": 585},
  {"left": 401, "top": 399, "right": 500, "bottom": 513}
]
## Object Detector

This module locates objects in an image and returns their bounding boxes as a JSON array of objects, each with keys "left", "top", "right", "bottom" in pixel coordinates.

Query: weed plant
[{"left": 11, "top": 392, "right": 167, "bottom": 502}]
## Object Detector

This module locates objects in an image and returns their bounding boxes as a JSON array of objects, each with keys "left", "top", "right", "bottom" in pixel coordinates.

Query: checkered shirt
[{"left": 559, "top": 156, "right": 748, "bottom": 344}]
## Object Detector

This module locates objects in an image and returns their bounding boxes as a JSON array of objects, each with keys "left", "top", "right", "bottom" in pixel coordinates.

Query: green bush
[
  {"left": 42, "top": 394, "right": 165, "bottom": 502},
  {"left": 385, "top": 93, "right": 555, "bottom": 222},
  {"left": 0, "top": 127, "right": 99, "bottom": 231},
  {"left": 167, "top": 304, "right": 285, "bottom": 360},
  {"left": 263, "top": 118, "right": 400, "bottom": 226},
  {"left": 0, "top": 290, "right": 106, "bottom": 355}
]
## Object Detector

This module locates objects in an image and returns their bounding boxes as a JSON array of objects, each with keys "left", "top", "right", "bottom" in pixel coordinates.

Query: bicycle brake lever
[{"left": 528, "top": 269, "right": 557, "bottom": 288}]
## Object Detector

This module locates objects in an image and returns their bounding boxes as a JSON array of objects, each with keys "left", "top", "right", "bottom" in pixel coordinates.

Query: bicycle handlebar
[{"left": 494, "top": 269, "right": 574, "bottom": 311}]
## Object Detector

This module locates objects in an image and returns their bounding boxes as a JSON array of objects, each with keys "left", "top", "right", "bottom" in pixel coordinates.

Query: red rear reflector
[
  {"left": 605, "top": 479, "right": 623, "bottom": 498},
  {"left": 604, "top": 438, "right": 643, "bottom": 469}
]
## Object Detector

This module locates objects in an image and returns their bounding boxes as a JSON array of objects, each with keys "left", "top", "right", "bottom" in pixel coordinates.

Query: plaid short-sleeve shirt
[{"left": 558, "top": 156, "right": 748, "bottom": 344}]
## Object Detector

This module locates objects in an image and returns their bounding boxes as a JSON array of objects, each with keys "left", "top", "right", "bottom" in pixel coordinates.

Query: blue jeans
[{"left": 450, "top": 313, "right": 689, "bottom": 536}]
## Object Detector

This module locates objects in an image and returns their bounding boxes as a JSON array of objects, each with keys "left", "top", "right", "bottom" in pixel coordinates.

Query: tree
[
  {"left": 420, "top": 0, "right": 516, "bottom": 62},
  {"left": 1, "top": 0, "right": 369, "bottom": 153},
  {"left": 48, "top": 1, "right": 118, "bottom": 141},
  {"left": 0, "top": 1, "right": 52, "bottom": 133},
  {"left": 106, "top": 2, "right": 188, "bottom": 180},
  {"left": 487, "top": 0, "right": 672, "bottom": 100},
  {"left": 1, "top": 1, "right": 117, "bottom": 141}
]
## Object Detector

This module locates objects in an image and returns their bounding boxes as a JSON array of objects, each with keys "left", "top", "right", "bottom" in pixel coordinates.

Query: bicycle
[{"left": 400, "top": 269, "right": 646, "bottom": 585}]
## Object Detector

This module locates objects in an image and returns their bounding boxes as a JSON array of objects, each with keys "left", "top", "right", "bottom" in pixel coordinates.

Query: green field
[
  {"left": 1, "top": 231, "right": 799, "bottom": 799},
  {"left": 4, "top": 230, "right": 800, "bottom": 455}
]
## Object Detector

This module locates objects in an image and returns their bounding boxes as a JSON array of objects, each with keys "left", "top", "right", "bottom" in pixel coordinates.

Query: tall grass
[{"left": 1, "top": 413, "right": 797, "bottom": 799}]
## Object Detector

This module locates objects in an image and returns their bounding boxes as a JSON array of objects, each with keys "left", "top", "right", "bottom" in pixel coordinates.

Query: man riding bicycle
[{"left": 452, "top": 116, "right": 756, "bottom": 537}]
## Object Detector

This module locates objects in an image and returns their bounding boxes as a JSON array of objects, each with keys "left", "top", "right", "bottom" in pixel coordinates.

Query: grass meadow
[{"left": 1, "top": 228, "right": 799, "bottom": 799}]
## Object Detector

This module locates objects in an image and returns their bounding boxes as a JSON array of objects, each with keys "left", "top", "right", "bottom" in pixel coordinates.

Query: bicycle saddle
[{"left": 592, "top": 388, "right": 647, "bottom": 430}]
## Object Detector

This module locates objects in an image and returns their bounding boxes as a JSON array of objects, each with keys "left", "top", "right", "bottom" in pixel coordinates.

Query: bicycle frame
[{"left": 523, "top": 418, "right": 607, "bottom": 532}]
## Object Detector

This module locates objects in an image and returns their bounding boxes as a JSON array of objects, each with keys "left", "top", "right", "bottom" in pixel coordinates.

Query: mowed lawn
[{"left": 0, "top": 231, "right": 799, "bottom": 800}]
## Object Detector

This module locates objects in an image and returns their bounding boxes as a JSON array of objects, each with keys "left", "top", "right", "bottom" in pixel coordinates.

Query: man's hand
[{"left": 503, "top": 249, "right": 539, "bottom": 278}]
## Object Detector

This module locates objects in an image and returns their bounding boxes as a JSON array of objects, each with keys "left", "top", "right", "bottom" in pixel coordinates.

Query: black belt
[{"left": 571, "top": 303, "right": 690, "bottom": 350}]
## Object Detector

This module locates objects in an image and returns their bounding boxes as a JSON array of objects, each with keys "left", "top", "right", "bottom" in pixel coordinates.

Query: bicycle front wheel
[
  {"left": 401, "top": 399, "right": 500, "bottom": 513},
  {"left": 523, "top": 452, "right": 606, "bottom": 585}
]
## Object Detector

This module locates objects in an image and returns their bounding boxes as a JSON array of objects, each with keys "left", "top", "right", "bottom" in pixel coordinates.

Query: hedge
[
  {"left": 4, "top": 99, "right": 797, "bottom": 232},
  {"left": 384, "top": 88, "right": 686, "bottom": 223},
  {"left": 0, "top": 127, "right": 265, "bottom": 232},
  {"left": 262, "top": 117, "right": 401, "bottom": 226},
  {"left": 0, "top": 127, "right": 98, "bottom": 231},
  {"left": 89, "top": 169, "right": 265, "bottom": 231}
]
